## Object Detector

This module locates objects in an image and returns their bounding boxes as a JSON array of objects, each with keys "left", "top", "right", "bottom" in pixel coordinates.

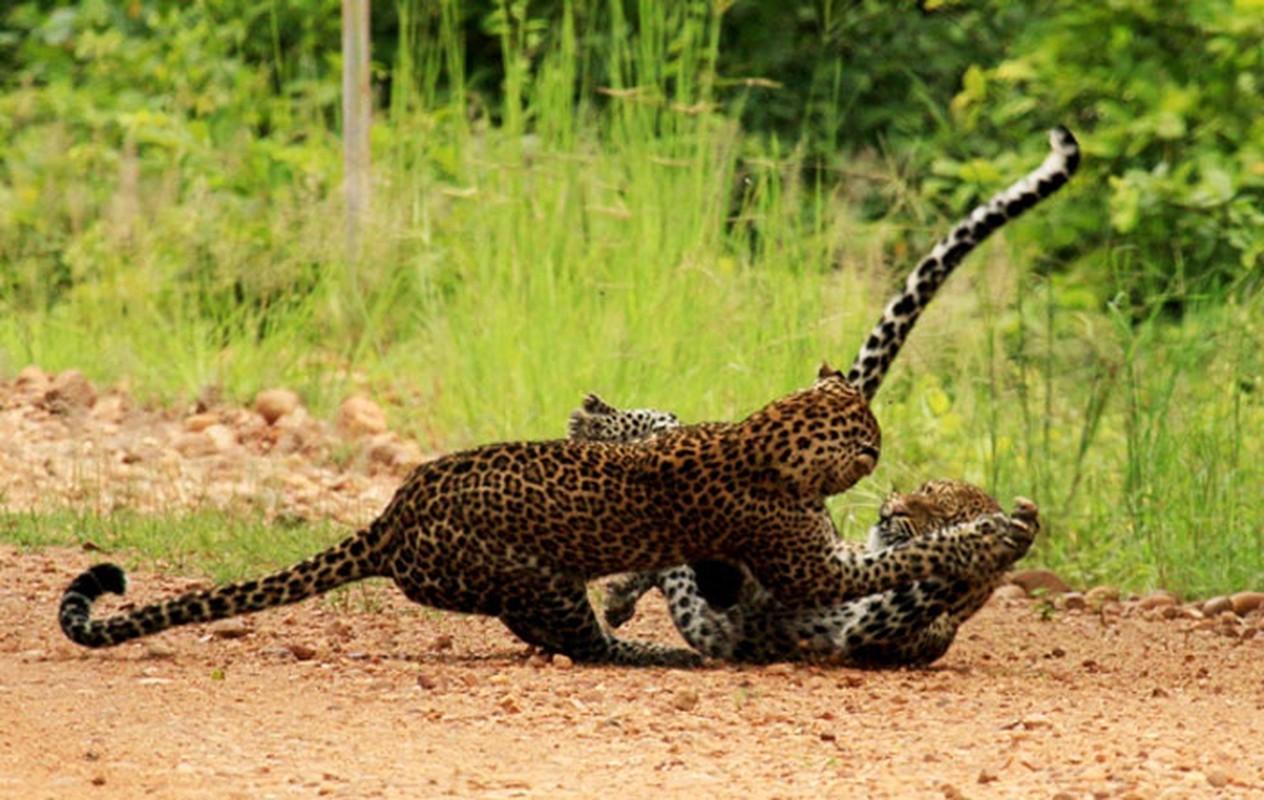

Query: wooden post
[{"left": 342, "top": 0, "right": 371, "bottom": 256}]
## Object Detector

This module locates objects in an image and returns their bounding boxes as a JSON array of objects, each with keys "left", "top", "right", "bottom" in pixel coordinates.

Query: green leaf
[{"left": 1109, "top": 174, "right": 1142, "bottom": 234}]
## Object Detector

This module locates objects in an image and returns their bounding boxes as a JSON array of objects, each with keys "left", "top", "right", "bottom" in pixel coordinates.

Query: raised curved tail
[
  {"left": 846, "top": 126, "right": 1080, "bottom": 400},
  {"left": 60, "top": 528, "right": 386, "bottom": 647}
]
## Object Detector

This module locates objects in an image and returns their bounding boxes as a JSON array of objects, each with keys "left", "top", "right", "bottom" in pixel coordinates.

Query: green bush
[
  {"left": 5, "top": 1, "right": 1261, "bottom": 311},
  {"left": 1, "top": 0, "right": 341, "bottom": 313},
  {"left": 950, "top": 0, "right": 1264, "bottom": 309}
]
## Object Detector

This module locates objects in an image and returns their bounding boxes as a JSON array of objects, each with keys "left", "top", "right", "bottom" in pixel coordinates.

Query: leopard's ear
[{"left": 817, "top": 361, "right": 844, "bottom": 381}]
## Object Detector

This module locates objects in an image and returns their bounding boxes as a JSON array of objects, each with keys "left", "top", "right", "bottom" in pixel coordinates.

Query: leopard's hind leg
[
  {"left": 840, "top": 615, "right": 960, "bottom": 668},
  {"left": 499, "top": 572, "right": 702, "bottom": 668},
  {"left": 804, "top": 579, "right": 960, "bottom": 667},
  {"left": 381, "top": 532, "right": 701, "bottom": 667}
]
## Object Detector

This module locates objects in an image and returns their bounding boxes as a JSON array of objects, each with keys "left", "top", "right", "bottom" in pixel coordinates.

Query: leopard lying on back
[
  {"left": 572, "top": 127, "right": 1077, "bottom": 662},
  {"left": 58, "top": 128, "right": 1076, "bottom": 667},
  {"left": 599, "top": 471, "right": 1039, "bottom": 666}
]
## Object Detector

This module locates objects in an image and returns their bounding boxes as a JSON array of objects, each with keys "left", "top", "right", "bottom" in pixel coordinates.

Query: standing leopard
[
  {"left": 605, "top": 479, "right": 1039, "bottom": 666},
  {"left": 58, "top": 369, "right": 944, "bottom": 668},
  {"left": 58, "top": 128, "right": 1076, "bottom": 668},
  {"left": 576, "top": 127, "right": 1078, "bottom": 658}
]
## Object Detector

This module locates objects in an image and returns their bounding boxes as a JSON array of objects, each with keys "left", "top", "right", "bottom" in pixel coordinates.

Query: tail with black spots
[
  {"left": 60, "top": 526, "right": 388, "bottom": 648},
  {"left": 846, "top": 126, "right": 1080, "bottom": 400}
]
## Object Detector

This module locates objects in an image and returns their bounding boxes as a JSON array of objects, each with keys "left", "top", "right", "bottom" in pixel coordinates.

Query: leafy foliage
[
  {"left": 950, "top": 0, "right": 1264, "bottom": 309},
  {"left": 1, "top": 0, "right": 340, "bottom": 316},
  {"left": 405, "top": 0, "right": 1264, "bottom": 306},
  {"left": 4, "top": 0, "right": 1260, "bottom": 308}
]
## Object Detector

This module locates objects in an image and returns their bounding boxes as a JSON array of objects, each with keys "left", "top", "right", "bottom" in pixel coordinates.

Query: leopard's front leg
[
  {"left": 940, "top": 496, "right": 1040, "bottom": 623},
  {"left": 601, "top": 571, "right": 658, "bottom": 629},
  {"left": 744, "top": 509, "right": 1037, "bottom": 611},
  {"left": 570, "top": 392, "right": 689, "bottom": 632}
]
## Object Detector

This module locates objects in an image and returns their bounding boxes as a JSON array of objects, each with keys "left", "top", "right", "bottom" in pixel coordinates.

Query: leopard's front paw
[
  {"left": 984, "top": 510, "right": 1038, "bottom": 570},
  {"left": 567, "top": 393, "right": 681, "bottom": 444},
  {"left": 1010, "top": 496, "right": 1040, "bottom": 531},
  {"left": 568, "top": 393, "right": 617, "bottom": 442},
  {"left": 601, "top": 572, "right": 655, "bottom": 629},
  {"left": 603, "top": 592, "right": 640, "bottom": 629},
  {"left": 946, "top": 512, "right": 1036, "bottom": 578}
]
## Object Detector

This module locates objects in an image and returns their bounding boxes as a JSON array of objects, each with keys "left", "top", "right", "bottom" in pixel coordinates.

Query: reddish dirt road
[
  {"left": 4, "top": 544, "right": 1264, "bottom": 799},
  {"left": 2, "top": 368, "right": 1264, "bottom": 798}
]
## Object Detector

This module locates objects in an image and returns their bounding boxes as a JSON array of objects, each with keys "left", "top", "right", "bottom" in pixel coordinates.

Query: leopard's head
[
  {"left": 746, "top": 368, "right": 881, "bottom": 499},
  {"left": 869, "top": 478, "right": 1003, "bottom": 550}
]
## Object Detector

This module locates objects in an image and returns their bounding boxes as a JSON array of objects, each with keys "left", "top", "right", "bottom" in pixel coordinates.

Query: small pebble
[
  {"left": 990, "top": 584, "right": 1028, "bottom": 602},
  {"left": 143, "top": 642, "right": 177, "bottom": 659},
  {"left": 670, "top": 688, "right": 699, "bottom": 712},
  {"left": 184, "top": 413, "right": 219, "bottom": 433},
  {"left": 1009, "top": 569, "right": 1071, "bottom": 595},
  {"left": 1062, "top": 592, "right": 1087, "bottom": 612},
  {"left": 1230, "top": 591, "right": 1264, "bottom": 616},
  {"left": 203, "top": 423, "right": 237, "bottom": 453},
  {"left": 498, "top": 694, "right": 522, "bottom": 714},
  {"left": 287, "top": 643, "right": 317, "bottom": 661},
  {"left": 255, "top": 389, "right": 301, "bottom": 425},
  {"left": 337, "top": 396, "right": 388, "bottom": 437},
  {"left": 416, "top": 674, "right": 443, "bottom": 691},
  {"left": 44, "top": 369, "right": 97, "bottom": 413},
  {"left": 1085, "top": 585, "right": 1120, "bottom": 608},
  {"left": 1137, "top": 591, "right": 1180, "bottom": 611},
  {"left": 15, "top": 364, "right": 49, "bottom": 389},
  {"left": 940, "top": 783, "right": 967, "bottom": 800},
  {"left": 1203, "top": 596, "right": 1233, "bottom": 616},
  {"left": 1206, "top": 767, "right": 1231, "bottom": 788},
  {"left": 208, "top": 618, "right": 251, "bottom": 639}
]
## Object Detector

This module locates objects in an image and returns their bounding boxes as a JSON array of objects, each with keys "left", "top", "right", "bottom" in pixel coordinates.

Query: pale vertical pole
[{"left": 342, "top": 0, "right": 371, "bottom": 256}]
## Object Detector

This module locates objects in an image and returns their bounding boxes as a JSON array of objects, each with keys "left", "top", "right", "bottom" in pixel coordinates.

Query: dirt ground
[{"left": 3, "top": 368, "right": 1264, "bottom": 799}]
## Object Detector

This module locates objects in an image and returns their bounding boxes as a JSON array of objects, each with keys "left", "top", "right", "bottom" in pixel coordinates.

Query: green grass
[
  {"left": 1, "top": 509, "right": 346, "bottom": 584},
  {"left": 2, "top": 0, "right": 1262, "bottom": 597}
]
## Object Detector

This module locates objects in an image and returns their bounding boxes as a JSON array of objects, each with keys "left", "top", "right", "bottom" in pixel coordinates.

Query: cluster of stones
[
  {"left": 0, "top": 365, "right": 422, "bottom": 524},
  {"left": 1000, "top": 568, "right": 1264, "bottom": 640}
]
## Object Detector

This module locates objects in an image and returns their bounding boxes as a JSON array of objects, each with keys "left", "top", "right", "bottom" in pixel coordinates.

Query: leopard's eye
[{"left": 879, "top": 508, "right": 907, "bottom": 526}]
